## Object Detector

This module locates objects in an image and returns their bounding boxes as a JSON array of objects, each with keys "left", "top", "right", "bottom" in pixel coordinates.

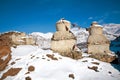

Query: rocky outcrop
[
  {"left": 0, "top": 32, "right": 35, "bottom": 47},
  {"left": 0, "top": 46, "right": 11, "bottom": 71},
  {"left": 87, "top": 22, "right": 116, "bottom": 62},
  {"left": 51, "top": 19, "right": 82, "bottom": 59}
]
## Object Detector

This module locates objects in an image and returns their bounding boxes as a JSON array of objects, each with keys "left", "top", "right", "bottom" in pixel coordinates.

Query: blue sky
[{"left": 0, "top": 0, "right": 120, "bottom": 33}]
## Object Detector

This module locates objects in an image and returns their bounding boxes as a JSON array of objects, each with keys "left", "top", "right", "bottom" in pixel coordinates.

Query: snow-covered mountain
[
  {"left": 29, "top": 23, "right": 120, "bottom": 45},
  {"left": 103, "top": 24, "right": 120, "bottom": 36},
  {"left": 71, "top": 27, "right": 89, "bottom": 43},
  {"left": 71, "top": 24, "right": 120, "bottom": 43},
  {"left": 30, "top": 32, "right": 53, "bottom": 49},
  {"left": 103, "top": 24, "right": 120, "bottom": 40}
]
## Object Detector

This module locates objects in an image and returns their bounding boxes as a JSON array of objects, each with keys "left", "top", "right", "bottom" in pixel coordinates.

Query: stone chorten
[
  {"left": 51, "top": 19, "right": 81, "bottom": 59},
  {"left": 87, "top": 21, "right": 115, "bottom": 62}
]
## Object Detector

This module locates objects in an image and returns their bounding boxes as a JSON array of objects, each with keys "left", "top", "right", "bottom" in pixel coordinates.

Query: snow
[
  {"left": 103, "top": 24, "right": 120, "bottom": 37},
  {"left": 1, "top": 54, "right": 9, "bottom": 61},
  {"left": 0, "top": 45, "right": 120, "bottom": 80},
  {"left": 30, "top": 32, "right": 53, "bottom": 48},
  {"left": 31, "top": 32, "right": 53, "bottom": 39},
  {"left": 18, "top": 40, "right": 24, "bottom": 42},
  {"left": 11, "top": 45, "right": 38, "bottom": 56},
  {"left": 71, "top": 27, "right": 89, "bottom": 43},
  {"left": 94, "top": 24, "right": 103, "bottom": 27},
  {"left": 57, "top": 18, "right": 71, "bottom": 23}
]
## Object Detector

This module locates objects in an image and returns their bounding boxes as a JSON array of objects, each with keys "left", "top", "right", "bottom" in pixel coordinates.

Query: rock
[
  {"left": 10, "top": 61, "right": 16, "bottom": 65},
  {"left": 68, "top": 74, "right": 75, "bottom": 79},
  {"left": 72, "top": 51, "right": 82, "bottom": 60},
  {"left": 88, "top": 66, "right": 99, "bottom": 72},
  {"left": 89, "top": 53, "right": 116, "bottom": 62},
  {"left": 28, "top": 65, "right": 35, "bottom": 72},
  {"left": 91, "top": 62, "right": 100, "bottom": 65},
  {"left": 108, "top": 71, "right": 112, "bottom": 74},
  {"left": 25, "top": 76, "right": 32, "bottom": 80},
  {"left": 46, "top": 54, "right": 58, "bottom": 60},
  {"left": 82, "top": 60, "right": 88, "bottom": 62}
]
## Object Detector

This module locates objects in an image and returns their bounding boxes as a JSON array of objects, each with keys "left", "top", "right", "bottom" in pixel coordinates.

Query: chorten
[
  {"left": 87, "top": 21, "right": 116, "bottom": 62},
  {"left": 51, "top": 19, "right": 81, "bottom": 59}
]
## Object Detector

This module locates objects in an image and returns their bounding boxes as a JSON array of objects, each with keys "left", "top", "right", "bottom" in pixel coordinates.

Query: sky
[{"left": 0, "top": 0, "right": 120, "bottom": 33}]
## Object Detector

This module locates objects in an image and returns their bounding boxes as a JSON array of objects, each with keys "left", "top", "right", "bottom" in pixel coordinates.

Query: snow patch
[{"left": 1, "top": 54, "right": 9, "bottom": 61}]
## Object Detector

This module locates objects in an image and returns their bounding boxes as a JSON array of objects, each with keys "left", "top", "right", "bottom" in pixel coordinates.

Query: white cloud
[{"left": 88, "top": 17, "right": 93, "bottom": 20}]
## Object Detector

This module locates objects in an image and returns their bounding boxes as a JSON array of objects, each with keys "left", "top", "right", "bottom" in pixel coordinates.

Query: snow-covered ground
[{"left": 0, "top": 45, "right": 120, "bottom": 80}]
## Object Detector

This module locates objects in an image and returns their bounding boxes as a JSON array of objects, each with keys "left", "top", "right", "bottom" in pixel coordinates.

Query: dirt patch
[
  {"left": 0, "top": 46, "right": 11, "bottom": 71},
  {"left": 25, "top": 76, "right": 32, "bottom": 80},
  {"left": 36, "top": 57, "right": 39, "bottom": 59},
  {"left": 25, "top": 71, "right": 30, "bottom": 74},
  {"left": 91, "top": 62, "right": 100, "bottom": 65},
  {"left": 0, "top": 68, "right": 22, "bottom": 80},
  {"left": 28, "top": 65, "right": 35, "bottom": 72},
  {"left": 68, "top": 74, "right": 75, "bottom": 79},
  {"left": 82, "top": 60, "right": 88, "bottom": 62},
  {"left": 59, "top": 57, "right": 62, "bottom": 59},
  {"left": 88, "top": 66, "right": 99, "bottom": 72},
  {"left": 42, "top": 57, "right": 46, "bottom": 59},
  {"left": 30, "top": 55, "right": 35, "bottom": 59},
  {"left": 15, "top": 58, "right": 21, "bottom": 61},
  {"left": 46, "top": 54, "right": 58, "bottom": 60},
  {"left": 10, "top": 61, "right": 16, "bottom": 65},
  {"left": 108, "top": 71, "right": 112, "bottom": 74}
]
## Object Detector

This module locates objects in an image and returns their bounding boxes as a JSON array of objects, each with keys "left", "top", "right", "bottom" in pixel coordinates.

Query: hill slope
[{"left": 0, "top": 45, "right": 120, "bottom": 80}]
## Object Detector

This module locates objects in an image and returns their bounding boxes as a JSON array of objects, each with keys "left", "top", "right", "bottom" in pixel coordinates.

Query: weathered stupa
[
  {"left": 51, "top": 19, "right": 82, "bottom": 59},
  {"left": 87, "top": 21, "right": 116, "bottom": 62}
]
